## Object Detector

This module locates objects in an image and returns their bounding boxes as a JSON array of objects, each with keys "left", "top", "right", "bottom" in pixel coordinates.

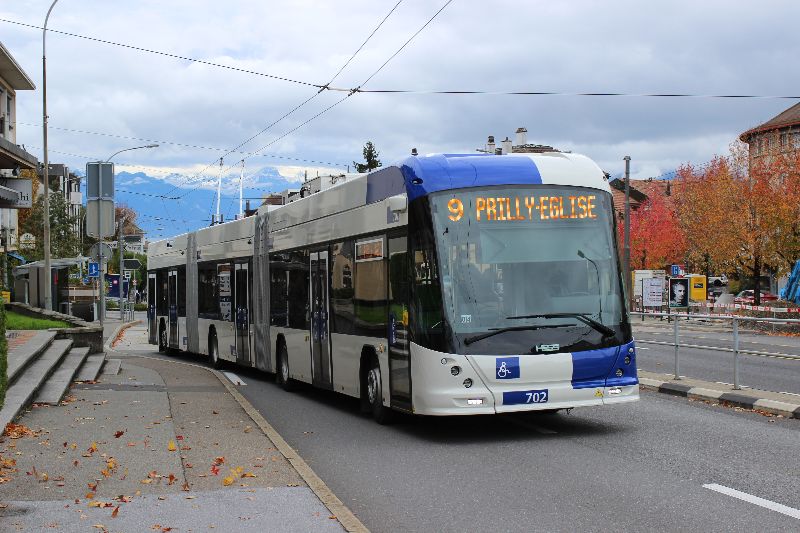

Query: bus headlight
[
  {"left": 451, "top": 366, "right": 461, "bottom": 376},
  {"left": 624, "top": 355, "right": 631, "bottom": 365},
  {"left": 615, "top": 369, "right": 624, "bottom": 377},
  {"left": 463, "top": 378, "right": 473, "bottom": 388}
]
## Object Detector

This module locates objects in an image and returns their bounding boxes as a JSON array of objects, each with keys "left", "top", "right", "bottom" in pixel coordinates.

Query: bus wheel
[
  {"left": 158, "top": 322, "right": 167, "bottom": 353},
  {"left": 209, "top": 333, "right": 223, "bottom": 369},
  {"left": 366, "top": 360, "right": 393, "bottom": 424},
  {"left": 276, "top": 344, "right": 294, "bottom": 391}
]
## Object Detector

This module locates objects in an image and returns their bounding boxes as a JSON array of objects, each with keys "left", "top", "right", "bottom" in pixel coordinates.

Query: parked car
[
  {"left": 734, "top": 290, "right": 778, "bottom": 304},
  {"left": 708, "top": 274, "right": 728, "bottom": 286}
]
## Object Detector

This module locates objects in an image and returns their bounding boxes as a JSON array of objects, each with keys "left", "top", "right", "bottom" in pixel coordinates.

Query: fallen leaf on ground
[
  {"left": 111, "top": 506, "right": 120, "bottom": 518},
  {"left": 242, "top": 472, "right": 256, "bottom": 478},
  {"left": 182, "top": 481, "right": 190, "bottom": 491},
  {"left": 167, "top": 441, "right": 177, "bottom": 452},
  {"left": 222, "top": 476, "right": 234, "bottom": 486},
  {"left": 210, "top": 465, "right": 220, "bottom": 476},
  {"left": 167, "top": 474, "right": 176, "bottom": 485},
  {"left": 114, "top": 431, "right": 125, "bottom": 439},
  {"left": 88, "top": 501, "right": 114, "bottom": 508}
]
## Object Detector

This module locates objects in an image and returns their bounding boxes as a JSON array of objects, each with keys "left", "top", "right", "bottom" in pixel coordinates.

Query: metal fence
[{"left": 630, "top": 311, "right": 800, "bottom": 389}]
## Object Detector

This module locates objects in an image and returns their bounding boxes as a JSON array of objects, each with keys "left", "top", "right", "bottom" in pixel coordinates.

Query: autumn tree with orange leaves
[
  {"left": 623, "top": 191, "right": 687, "bottom": 270},
  {"left": 674, "top": 142, "right": 800, "bottom": 304}
]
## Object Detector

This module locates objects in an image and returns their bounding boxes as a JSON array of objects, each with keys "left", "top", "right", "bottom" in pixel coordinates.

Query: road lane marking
[
  {"left": 223, "top": 371, "right": 246, "bottom": 386},
  {"left": 703, "top": 483, "right": 800, "bottom": 520}
]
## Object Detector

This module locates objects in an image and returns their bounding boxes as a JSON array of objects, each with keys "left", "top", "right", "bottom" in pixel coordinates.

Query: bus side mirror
[{"left": 387, "top": 195, "right": 407, "bottom": 214}]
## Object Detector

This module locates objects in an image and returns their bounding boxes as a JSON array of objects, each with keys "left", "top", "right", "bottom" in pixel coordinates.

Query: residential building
[
  {"left": 39, "top": 163, "right": 83, "bottom": 237},
  {"left": 740, "top": 102, "right": 800, "bottom": 163},
  {"left": 0, "top": 42, "right": 38, "bottom": 277}
]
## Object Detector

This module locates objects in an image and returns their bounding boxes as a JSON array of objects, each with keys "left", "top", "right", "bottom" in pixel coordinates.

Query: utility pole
[
  {"left": 118, "top": 217, "right": 125, "bottom": 321},
  {"left": 623, "top": 155, "right": 632, "bottom": 311}
]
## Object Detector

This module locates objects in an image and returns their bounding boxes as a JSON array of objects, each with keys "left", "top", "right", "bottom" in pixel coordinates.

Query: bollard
[
  {"left": 733, "top": 317, "right": 740, "bottom": 390},
  {"left": 673, "top": 315, "right": 680, "bottom": 380}
]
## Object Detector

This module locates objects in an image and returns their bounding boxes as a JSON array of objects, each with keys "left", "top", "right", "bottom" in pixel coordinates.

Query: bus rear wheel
[
  {"left": 208, "top": 333, "right": 223, "bottom": 369},
  {"left": 158, "top": 322, "right": 167, "bottom": 353},
  {"left": 366, "top": 360, "right": 393, "bottom": 424},
  {"left": 276, "top": 345, "right": 294, "bottom": 391}
]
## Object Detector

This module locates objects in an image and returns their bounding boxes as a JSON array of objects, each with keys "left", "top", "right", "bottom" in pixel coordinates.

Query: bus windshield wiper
[
  {"left": 463, "top": 324, "right": 572, "bottom": 346},
  {"left": 506, "top": 313, "right": 615, "bottom": 338}
]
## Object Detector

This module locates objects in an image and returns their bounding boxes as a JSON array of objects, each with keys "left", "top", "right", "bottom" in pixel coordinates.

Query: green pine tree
[{"left": 353, "top": 141, "right": 382, "bottom": 173}]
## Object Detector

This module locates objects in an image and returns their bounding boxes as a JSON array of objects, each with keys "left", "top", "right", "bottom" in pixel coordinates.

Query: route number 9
[{"left": 448, "top": 198, "right": 464, "bottom": 221}]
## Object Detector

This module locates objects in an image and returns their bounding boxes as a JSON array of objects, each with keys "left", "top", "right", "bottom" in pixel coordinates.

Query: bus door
[
  {"left": 388, "top": 235, "right": 412, "bottom": 410},
  {"left": 147, "top": 273, "right": 157, "bottom": 344},
  {"left": 234, "top": 262, "right": 251, "bottom": 366},
  {"left": 168, "top": 270, "right": 178, "bottom": 348},
  {"left": 310, "top": 251, "right": 332, "bottom": 388}
]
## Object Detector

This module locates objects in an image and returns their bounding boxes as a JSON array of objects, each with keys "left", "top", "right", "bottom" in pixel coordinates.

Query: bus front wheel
[{"left": 366, "top": 360, "right": 393, "bottom": 424}]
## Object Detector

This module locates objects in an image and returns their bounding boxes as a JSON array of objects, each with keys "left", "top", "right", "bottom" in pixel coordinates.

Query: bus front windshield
[{"left": 429, "top": 185, "right": 629, "bottom": 355}]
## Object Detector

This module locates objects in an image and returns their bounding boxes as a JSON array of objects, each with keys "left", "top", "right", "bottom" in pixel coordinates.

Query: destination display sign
[{"left": 447, "top": 194, "right": 598, "bottom": 222}]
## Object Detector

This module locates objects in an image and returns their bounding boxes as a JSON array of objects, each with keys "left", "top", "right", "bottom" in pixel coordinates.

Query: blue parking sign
[
  {"left": 671, "top": 264, "right": 680, "bottom": 277},
  {"left": 88, "top": 262, "right": 100, "bottom": 278}
]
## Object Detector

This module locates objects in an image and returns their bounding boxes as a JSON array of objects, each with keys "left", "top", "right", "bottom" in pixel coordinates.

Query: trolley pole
[{"left": 623, "top": 156, "right": 632, "bottom": 311}]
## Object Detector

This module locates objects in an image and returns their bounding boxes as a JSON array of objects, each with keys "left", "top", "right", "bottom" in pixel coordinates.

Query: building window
[{"left": 779, "top": 132, "right": 788, "bottom": 147}]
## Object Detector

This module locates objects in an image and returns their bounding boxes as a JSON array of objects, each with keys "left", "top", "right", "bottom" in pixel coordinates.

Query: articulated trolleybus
[{"left": 148, "top": 152, "right": 638, "bottom": 422}]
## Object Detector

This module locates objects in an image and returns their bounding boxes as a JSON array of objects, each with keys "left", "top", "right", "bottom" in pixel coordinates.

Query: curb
[
  {"left": 639, "top": 378, "right": 800, "bottom": 419},
  {"left": 102, "top": 320, "right": 140, "bottom": 353},
  {"left": 212, "top": 370, "right": 370, "bottom": 533}
]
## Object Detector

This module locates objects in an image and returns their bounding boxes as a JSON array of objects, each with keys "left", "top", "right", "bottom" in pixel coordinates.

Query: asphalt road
[
  {"left": 230, "top": 370, "right": 800, "bottom": 532},
  {"left": 137, "top": 333, "right": 800, "bottom": 532},
  {"left": 632, "top": 321, "right": 800, "bottom": 395}
]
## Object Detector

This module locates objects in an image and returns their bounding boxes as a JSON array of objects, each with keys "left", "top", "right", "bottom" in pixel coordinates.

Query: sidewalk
[{"left": 0, "top": 324, "right": 363, "bottom": 532}]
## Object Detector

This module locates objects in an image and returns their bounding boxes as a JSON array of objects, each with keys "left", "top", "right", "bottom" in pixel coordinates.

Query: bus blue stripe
[
  {"left": 571, "top": 341, "right": 638, "bottom": 389},
  {"left": 396, "top": 154, "right": 543, "bottom": 201}
]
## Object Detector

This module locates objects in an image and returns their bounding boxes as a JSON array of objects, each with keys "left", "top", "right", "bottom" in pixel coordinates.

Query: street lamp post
[
  {"left": 42, "top": 0, "right": 60, "bottom": 311},
  {"left": 106, "top": 144, "right": 159, "bottom": 162}
]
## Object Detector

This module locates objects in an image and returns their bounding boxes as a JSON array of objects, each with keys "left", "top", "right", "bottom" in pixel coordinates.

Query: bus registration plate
[{"left": 503, "top": 389, "right": 549, "bottom": 405}]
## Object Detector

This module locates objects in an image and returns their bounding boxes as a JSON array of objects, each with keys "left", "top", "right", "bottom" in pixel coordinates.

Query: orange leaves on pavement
[
  {"left": 4, "top": 423, "right": 39, "bottom": 439},
  {"left": 111, "top": 505, "right": 120, "bottom": 518},
  {"left": 114, "top": 430, "right": 125, "bottom": 439},
  {"left": 222, "top": 476, "right": 234, "bottom": 486},
  {"left": 167, "top": 440, "right": 177, "bottom": 452},
  {"left": 167, "top": 473, "right": 176, "bottom": 486},
  {"left": 210, "top": 465, "right": 220, "bottom": 476}
]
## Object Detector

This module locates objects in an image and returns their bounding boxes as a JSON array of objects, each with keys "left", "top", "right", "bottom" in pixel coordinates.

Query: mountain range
[{"left": 114, "top": 168, "right": 299, "bottom": 240}]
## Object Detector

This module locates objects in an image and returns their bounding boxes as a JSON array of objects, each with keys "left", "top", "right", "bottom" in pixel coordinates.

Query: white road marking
[
  {"left": 637, "top": 346, "right": 650, "bottom": 350},
  {"left": 703, "top": 483, "right": 800, "bottom": 520},
  {"left": 223, "top": 372, "right": 246, "bottom": 386}
]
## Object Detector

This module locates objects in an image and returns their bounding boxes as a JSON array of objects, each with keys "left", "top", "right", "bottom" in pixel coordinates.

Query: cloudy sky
[{"left": 3, "top": 0, "right": 800, "bottom": 229}]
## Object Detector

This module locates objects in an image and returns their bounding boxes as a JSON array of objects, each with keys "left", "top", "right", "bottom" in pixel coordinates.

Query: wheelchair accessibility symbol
[{"left": 496, "top": 356, "right": 520, "bottom": 380}]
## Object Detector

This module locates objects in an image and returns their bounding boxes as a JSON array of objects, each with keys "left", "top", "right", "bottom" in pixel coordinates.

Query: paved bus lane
[{"left": 234, "top": 370, "right": 800, "bottom": 532}]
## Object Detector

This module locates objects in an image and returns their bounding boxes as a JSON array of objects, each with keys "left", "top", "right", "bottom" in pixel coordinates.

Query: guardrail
[{"left": 630, "top": 311, "right": 800, "bottom": 390}]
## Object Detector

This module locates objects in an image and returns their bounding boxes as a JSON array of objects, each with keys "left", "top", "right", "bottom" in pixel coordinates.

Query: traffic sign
[
  {"left": 123, "top": 258, "right": 142, "bottom": 270},
  {"left": 86, "top": 162, "right": 115, "bottom": 199},
  {"left": 670, "top": 264, "right": 680, "bottom": 277},
  {"left": 86, "top": 199, "right": 115, "bottom": 239},
  {"left": 88, "top": 262, "right": 100, "bottom": 278},
  {"left": 89, "top": 242, "right": 113, "bottom": 263}
]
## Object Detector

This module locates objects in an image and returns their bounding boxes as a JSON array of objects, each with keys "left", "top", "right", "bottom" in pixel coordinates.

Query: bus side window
[{"left": 287, "top": 250, "right": 309, "bottom": 330}]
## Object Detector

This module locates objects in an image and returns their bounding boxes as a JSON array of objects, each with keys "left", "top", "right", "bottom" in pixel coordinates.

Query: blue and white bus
[{"left": 148, "top": 152, "right": 638, "bottom": 423}]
